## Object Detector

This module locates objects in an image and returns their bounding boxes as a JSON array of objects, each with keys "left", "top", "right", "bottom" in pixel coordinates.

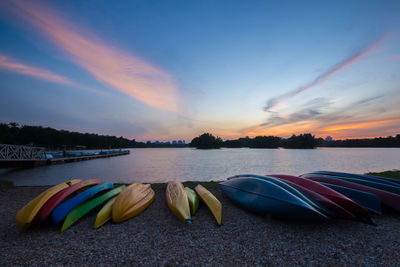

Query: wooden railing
[{"left": 0, "top": 144, "right": 47, "bottom": 160}]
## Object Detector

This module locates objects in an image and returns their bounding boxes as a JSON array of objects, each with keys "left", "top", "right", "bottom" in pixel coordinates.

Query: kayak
[
  {"left": 220, "top": 177, "right": 327, "bottom": 220},
  {"left": 303, "top": 173, "right": 400, "bottom": 195},
  {"left": 195, "top": 184, "right": 222, "bottom": 225},
  {"left": 321, "top": 182, "right": 382, "bottom": 214},
  {"left": 229, "top": 174, "right": 329, "bottom": 216},
  {"left": 112, "top": 183, "right": 155, "bottom": 223},
  {"left": 36, "top": 179, "right": 101, "bottom": 222},
  {"left": 61, "top": 186, "right": 125, "bottom": 232},
  {"left": 16, "top": 179, "right": 81, "bottom": 229},
  {"left": 309, "top": 171, "right": 400, "bottom": 187},
  {"left": 94, "top": 196, "right": 117, "bottom": 229},
  {"left": 302, "top": 175, "right": 400, "bottom": 212},
  {"left": 185, "top": 187, "right": 199, "bottom": 215},
  {"left": 52, "top": 183, "right": 114, "bottom": 225},
  {"left": 166, "top": 181, "right": 191, "bottom": 225}
]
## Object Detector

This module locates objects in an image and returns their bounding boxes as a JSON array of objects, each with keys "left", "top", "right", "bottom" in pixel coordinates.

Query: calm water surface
[{"left": 0, "top": 147, "right": 399, "bottom": 186}]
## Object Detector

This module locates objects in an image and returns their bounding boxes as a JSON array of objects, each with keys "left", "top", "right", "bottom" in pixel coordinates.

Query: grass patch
[
  {"left": 0, "top": 180, "right": 14, "bottom": 188},
  {"left": 366, "top": 170, "right": 400, "bottom": 180}
]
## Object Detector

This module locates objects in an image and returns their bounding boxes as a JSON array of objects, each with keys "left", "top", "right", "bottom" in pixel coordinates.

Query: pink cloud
[{"left": 3, "top": 0, "right": 180, "bottom": 112}]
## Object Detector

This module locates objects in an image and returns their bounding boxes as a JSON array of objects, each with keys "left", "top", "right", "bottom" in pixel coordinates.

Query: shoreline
[{"left": 2, "top": 182, "right": 400, "bottom": 265}]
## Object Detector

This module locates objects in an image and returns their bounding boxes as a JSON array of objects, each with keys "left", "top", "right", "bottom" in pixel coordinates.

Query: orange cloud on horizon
[{"left": 4, "top": 0, "right": 180, "bottom": 112}]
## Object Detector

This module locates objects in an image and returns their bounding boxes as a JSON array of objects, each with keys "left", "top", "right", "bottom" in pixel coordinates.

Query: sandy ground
[{"left": 1, "top": 186, "right": 400, "bottom": 266}]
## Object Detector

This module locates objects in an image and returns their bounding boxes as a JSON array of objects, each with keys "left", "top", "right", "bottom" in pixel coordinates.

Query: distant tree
[
  {"left": 282, "top": 133, "right": 317, "bottom": 149},
  {"left": 190, "top": 133, "right": 223, "bottom": 149},
  {"left": 248, "top": 136, "right": 281, "bottom": 148}
]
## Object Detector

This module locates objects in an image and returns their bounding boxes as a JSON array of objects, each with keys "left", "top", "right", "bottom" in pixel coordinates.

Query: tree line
[
  {"left": 190, "top": 133, "right": 400, "bottom": 149},
  {"left": 0, "top": 122, "right": 136, "bottom": 149}
]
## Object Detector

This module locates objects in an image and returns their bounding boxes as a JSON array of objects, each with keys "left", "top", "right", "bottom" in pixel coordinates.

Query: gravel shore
[{"left": 1, "top": 185, "right": 400, "bottom": 266}]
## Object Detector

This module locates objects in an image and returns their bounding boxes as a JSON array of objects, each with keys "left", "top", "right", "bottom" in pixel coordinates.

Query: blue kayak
[
  {"left": 51, "top": 182, "right": 114, "bottom": 224},
  {"left": 304, "top": 173, "right": 400, "bottom": 196},
  {"left": 220, "top": 177, "right": 328, "bottom": 220},
  {"left": 310, "top": 171, "right": 400, "bottom": 187},
  {"left": 321, "top": 182, "right": 382, "bottom": 215},
  {"left": 228, "top": 174, "right": 330, "bottom": 216}
]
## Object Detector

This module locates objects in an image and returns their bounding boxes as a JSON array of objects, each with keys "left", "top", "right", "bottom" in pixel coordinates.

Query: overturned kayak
[
  {"left": 36, "top": 179, "right": 101, "bottom": 222},
  {"left": 321, "top": 182, "right": 382, "bottom": 214},
  {"left": 166, "top": 181, "right": 191, "bottom": 225},
  {"left": 309, "top": 171, "right": 400, "bottom": 187},
  {"left": 195, "top": 184, "right": 222, "bottom": 225},
  {"left": 185, "top": 187, "right": 199, "bottom": 215},
  {"left": 94, "top": 196, "right": 117, "bottom": 229},
  {"left": 16, "top": 179, "right": 82, "bottom": 229},
  {"left": 303, "top": 175, "right": 400, "bottom": 212},
  {"left": 220, "top": 177, "right": 327, "bottom": 220},
  {"left": 112, "top": 183, "right": 155, "bottom": 223},
  {"left": 52, "top": 183, "right": 114, "bottom": 225},
  {"left": 61, "top": 186, "right": 125, "bottom": 232}
]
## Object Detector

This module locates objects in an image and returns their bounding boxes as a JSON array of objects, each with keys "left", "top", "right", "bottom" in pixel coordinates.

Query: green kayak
[
  {"left": 185, "top": 187, "right": 200, "bottom": 215},
  {"left": 61, "top": 185, "right": 126, "bottom": 232}
]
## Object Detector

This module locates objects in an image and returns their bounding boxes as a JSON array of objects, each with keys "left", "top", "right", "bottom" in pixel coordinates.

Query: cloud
[
  {"left": 3, "top": 0, "right": 180, "bottom": 112},
  {"left": 0, "top": 54, "right": 99, "bottom": 93},
  {"left": 263, "top": 34, "right": 389, "bottom": 112}
]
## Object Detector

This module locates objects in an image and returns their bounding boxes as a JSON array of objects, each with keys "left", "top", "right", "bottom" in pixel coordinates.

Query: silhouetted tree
[{"left": 190, "top": 133, "right": 223, "bottom": 149}]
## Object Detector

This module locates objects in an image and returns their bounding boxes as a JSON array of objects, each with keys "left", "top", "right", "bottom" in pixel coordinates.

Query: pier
[{"left": 0, "top": 144, "right": 130, "bottom": 168}]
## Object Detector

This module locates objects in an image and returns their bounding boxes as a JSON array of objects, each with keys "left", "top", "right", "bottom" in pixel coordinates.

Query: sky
[{"left": 0, "top": 0, "right": 399, "bottom": 142}]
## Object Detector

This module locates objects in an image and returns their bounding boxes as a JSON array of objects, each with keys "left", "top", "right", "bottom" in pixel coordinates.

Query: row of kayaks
[
  {"left": 220, "top": 171, "right": 400, "bottom": 224},
  {"left": 15, "top": 180, "right": 222, "bottom": 231}
]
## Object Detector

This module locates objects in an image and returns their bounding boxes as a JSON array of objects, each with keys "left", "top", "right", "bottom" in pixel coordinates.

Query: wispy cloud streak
[
  {"left": 264, "top": 35, "right": 388, "bottom": 112},
  {"left": 3, "top": 0, "right": 180, "bottom": 112}
]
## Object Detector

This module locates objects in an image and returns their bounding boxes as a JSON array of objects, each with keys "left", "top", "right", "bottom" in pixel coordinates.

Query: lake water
[{"left": 0, "top": 147, "right": 399, "bottom": 186}]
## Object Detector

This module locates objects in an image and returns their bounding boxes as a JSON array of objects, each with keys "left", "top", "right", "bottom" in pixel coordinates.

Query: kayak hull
[
  {"left": 94, "top": 196, "right": 117, "bottom": 229},
  {"left": 166, "top": 181, "right": 191, "bottom": 224},
  {"left": 185, "top": 187, "right": 200, "bottom": 215},
  {"left": 195, "top": 184, "right": 222, "bottom": 225}
]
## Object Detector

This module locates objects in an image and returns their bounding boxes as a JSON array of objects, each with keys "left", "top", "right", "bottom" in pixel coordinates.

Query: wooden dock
[{"left": 0, "top": 144, "right": 130, "bottom": 168}]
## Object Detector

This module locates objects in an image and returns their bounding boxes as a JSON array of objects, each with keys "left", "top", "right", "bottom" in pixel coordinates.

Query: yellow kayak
[
  {"left": 112, "top": 183, "right": 155, "bottom": 223},
  {"left": 195, "top": 184, "right": 222, "bottom": 225},
  {"left": 94, "top": 196, "right": 117, "bottom": 229},
  {"left": 166, "top": 181, "right": 191, "bottom": 225},
  {"left": 15, "top": 179, "right": 82, "bottom": 228}
]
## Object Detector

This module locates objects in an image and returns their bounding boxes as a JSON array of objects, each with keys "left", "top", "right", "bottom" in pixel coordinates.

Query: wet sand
[{"left": 1, "top": 186, "right": 400, "bottom": 266}]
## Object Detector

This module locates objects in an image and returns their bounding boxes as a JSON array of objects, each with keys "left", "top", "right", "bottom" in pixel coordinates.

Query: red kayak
[
  {"left": 302, "top": 175, "right": 400, "bottom": 212},
  {"left": 275, "top": 178, "right": 355, "bottom": 219},
  {"left": 267, "top": 174, "right": 368, "bottom": 215},
  {"left": 36, "top": 179, "right": 102, "bottom": 221}
]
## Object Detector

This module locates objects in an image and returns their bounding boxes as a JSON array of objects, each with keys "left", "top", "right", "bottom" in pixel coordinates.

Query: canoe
[
  {"left": 309, "top": 171, "right": 400, "bottom": 186},
  {"left": 185, "top": 187, "right": 199, "bottom": 215},
  {"left": 194, "top": 184, "right": 222, "bottom": 225},
  {"left": 268, "top": 174, "right": 374, "bottom": 224},
  {"left": 302, "top": 175, "right": 400, "bottom": 212},
  {"left": 36, "top": 179, "right": 101, "bottom": 222},
  {"left": 303, "top": 173, "right": 400, "bottom": 195},
  {"left": 320, "top": 183, "right": 382, "bottom": 214},
  {"left": 15, "top": 179, "right": 81, "bottom": 229},
  {"left": 94, "top": 196, "right": 117, "bottom": 229},
  {"left": 61, "top": 186, "right": 125, "bottom": 232},
  {"left": 112, "top": 183, "right": 155, "bottom": 223},
  {"left": 166, "top": 181, "right": 191, "bottom": 225},
  {"left": 229, "top": 174, "right": 329, "bottom": 215},
  {"left": 51, "top": 183, "right": 114, "bottom": 225},
  {"left": 220, "top": 177, "right": 327, "bottom": 220}
]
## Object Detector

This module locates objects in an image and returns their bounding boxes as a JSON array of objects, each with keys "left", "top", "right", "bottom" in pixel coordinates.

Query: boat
[
  {"left": 51, "top": 183, "right": 114, "bottom": 225},
  {"left": 15, "top": 179, "right": 82, "bottom": 228},
  {"left": 94, "top": 197, "right": 117, "bottom": 229},
  {"left": 303, "top": 173, "right": 400, "bottom": 195},
  {"left": 302, "top": 175, "right": 400, "bottom": 212},
  {"left": 112, "top": 183, "right": 155, "bottom": 223},
  {"left": 320, "top": 183, "right": 382, "bottom": 214},
  {"left": 61, "top": 186, "right": 126, "bottom": 232},
  {"left": 309, "top": 171, "right": 400, "bottom": 186},
  {"left": 220, "top": 177, "right": 327, "bottom": 220},
  {"left": 194, "top": 184, "right": 222, "bottom": 225},
  {"left": 229, "top": 174, "right": 329, "bottom": 216},
  {"left": 185, "top": 187, "right": 199, "bottom": 215},
  {"left": 166, "top": 181, "right": 191, "bottom": 225},
  {"left": 36, "top": 179, "right": 101, "bottom": 222}
]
